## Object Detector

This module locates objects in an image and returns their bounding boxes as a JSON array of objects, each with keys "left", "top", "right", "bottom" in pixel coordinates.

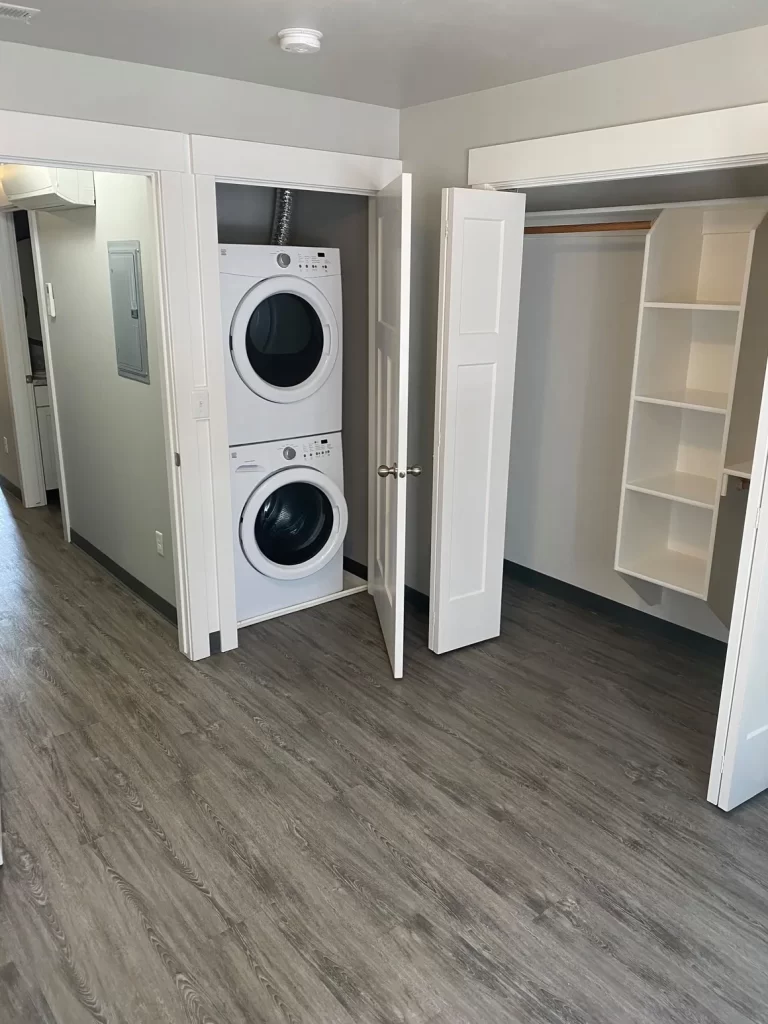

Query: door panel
[
  {"left": 429, "top": 188, "right": 526, "bottom": 655},
  {"left": 709, "top": 354, "right": 768, "bottom": 810},
  {"left": 370, "top": 173, "right": 411, "bottom": 678}
]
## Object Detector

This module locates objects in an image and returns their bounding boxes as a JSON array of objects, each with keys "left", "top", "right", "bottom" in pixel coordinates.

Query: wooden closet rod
[{"left": 525, "top": 220, "right": 653, "bottom": 235}]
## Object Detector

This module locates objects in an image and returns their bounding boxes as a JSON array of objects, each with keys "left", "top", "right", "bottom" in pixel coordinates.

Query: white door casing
[
  {"left": 370, "top": 172, "right": 412, "bottom": 678},
  {"left": 429, "top": 188, "right": 526, "bottom": 655}
]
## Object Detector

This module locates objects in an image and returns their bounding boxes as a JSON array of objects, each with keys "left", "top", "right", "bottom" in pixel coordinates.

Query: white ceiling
[{"left": 3, "top": 1, "right": 768, "bottom": 109}]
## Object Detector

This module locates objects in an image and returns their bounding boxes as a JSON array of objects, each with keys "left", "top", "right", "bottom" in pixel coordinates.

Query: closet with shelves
[
  {"left": 507, "top": 183, "right": 768, "bottom": 651},
  {"left": 616, "top": 201, "right": 768, "bottom": 605}
]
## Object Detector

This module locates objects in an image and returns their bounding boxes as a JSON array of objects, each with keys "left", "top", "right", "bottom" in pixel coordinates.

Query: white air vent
[{"left": 0, "top": 4, "right": 39, "bottom": 21}]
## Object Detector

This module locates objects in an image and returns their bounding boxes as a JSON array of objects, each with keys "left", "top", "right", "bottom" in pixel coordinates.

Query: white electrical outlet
[
  {"left": 2, "top": 437, "right": 8, "bottom": 454},
  {"left": 155, "top": 530, "right": 164, "bottom": 556}
]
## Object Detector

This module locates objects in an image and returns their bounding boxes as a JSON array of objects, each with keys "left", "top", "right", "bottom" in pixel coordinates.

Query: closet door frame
[
  {"left": 464, "top": 101, "right": 768, "bottom": 812},
  {"left": 191, "top": 140, "right": 404, "bottom": 656},
  {"left": 0, "top": 107, "right": 209, "bottom": 660}
]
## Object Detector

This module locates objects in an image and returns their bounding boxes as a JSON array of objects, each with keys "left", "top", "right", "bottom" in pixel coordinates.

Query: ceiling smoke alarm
[
  {"left": 0, "top": 3, "right": 39, "bottom": 21},
  {"left": 278, "top": 28, "right": 323, "bottom": 55}
]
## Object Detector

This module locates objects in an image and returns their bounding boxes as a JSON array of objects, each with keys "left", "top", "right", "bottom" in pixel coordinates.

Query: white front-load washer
[
  {"left": 231, "top": 431, "right": 347, "bottom": 624},
  {"left": 220, "top": 244, "right": 342, "bottom": 446}
]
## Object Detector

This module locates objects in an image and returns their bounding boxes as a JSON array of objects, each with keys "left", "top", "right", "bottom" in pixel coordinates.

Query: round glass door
[
  {"left": 230, "top": 277, "right": 339, "bottom": 404},
  {"left": 240, "top": 468, "right": 348, "bottom": 580},
  {"left": 254, "top": 481, "right": 333, "bottom": 566},
  {"left": 245, "top": 294, "right": 324, "bottom": 388}
]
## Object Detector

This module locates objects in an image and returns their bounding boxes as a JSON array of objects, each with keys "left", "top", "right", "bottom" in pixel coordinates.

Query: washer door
[
  {"left": 240, "top": 467, "right": 348, "bottom": 580},
  {"left": 230, "top": 276, "right": 339, "bottom": 403}
]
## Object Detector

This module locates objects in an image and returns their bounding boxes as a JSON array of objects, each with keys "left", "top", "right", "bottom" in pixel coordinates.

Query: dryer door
[
  {"left": 240, "top": 467, "right": 348, "bottom": 580},
  {"left": 230, "top": 276, "right": 339, "bottom": 403}
]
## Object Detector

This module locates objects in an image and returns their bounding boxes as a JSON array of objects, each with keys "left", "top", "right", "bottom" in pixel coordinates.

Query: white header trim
[
  {"left": 468, "top": 102, "right": 768, "bottom": 190},
  {"left": 0, "top": 109, "right": 188, "bottom": 173},
  {"left": 190, "top": 134, "right": 401, "bottom": 194}
]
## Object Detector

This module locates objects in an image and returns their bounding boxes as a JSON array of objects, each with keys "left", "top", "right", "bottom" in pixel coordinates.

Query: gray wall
[
  {"left": 0, "top": 40, "right": 398, "bottom": 159},
  {"left": 507, "top": 232, "right": 728, "bottom": 640},
  {"left": 217, "top": 185, "right": 370, "bottom": 567},
  {"left": 400, "top": 24, "right": 768, "bottom": 603},
  {"left": 36, "top": 171, "right": 176, "bottom": 605}
]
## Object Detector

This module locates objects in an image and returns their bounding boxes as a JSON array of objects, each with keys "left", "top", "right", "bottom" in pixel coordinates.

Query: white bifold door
[
  {"left": 370, "top": 173, "right": 412, "bottom": 679},
  {"left": 709, "top": 365, "right": 768, "bottom": 811},
  {"left": 429, "top": 188, "right": 526, "bottom": 654}
]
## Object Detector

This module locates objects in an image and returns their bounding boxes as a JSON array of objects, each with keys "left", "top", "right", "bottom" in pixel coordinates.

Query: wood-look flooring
[{"left": 1, "top": 488, "right": 767, "bottom": 1024}]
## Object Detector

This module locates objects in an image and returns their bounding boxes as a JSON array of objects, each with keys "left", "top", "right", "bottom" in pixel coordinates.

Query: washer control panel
[{"left": 302, "top": 436, "right": 333, "bottom": 460}]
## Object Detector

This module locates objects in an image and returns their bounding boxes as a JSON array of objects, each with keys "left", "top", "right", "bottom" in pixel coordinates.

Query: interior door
[
  {"left": 429, "top": 188, "right": 526, "bottom": 655},
  {"left": 370, "top": 172, "right": 412, "bottom": 678},
  {"left": 709, "top": 377, "right": 768, "bottom": 810}
]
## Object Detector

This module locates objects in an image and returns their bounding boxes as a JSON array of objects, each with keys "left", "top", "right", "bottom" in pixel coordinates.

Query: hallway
[{"left": 0, "top": 489, "right": 767, "bottom": 1023}]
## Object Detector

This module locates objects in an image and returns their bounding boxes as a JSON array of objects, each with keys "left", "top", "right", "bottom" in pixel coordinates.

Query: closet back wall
[
  {"left": 507, "top": 230, "right": 728, "bottom": 640},
  {"left": 215, "top": 184, "right": 369, "bottom": 568}
]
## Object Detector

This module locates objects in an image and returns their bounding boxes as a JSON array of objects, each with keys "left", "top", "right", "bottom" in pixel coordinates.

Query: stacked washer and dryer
[{"left": 221, "top": 237, "right": 349, "bottom": 625}]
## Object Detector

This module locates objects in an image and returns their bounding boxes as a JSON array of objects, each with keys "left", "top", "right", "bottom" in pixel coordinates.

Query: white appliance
[
  {"left": 220, "top": 244, "right": 343, "bottom": 445},
  {"left": 1, "top": 166, "right": 95, "bottom": 210},
  {"left": 231, "top": 431, "right": 347, "bottom": 624}
]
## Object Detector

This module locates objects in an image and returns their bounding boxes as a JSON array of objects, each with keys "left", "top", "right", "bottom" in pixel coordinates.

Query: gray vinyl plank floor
[{"left": 1, "top": 489, "right": 767, "bottom": 1024}]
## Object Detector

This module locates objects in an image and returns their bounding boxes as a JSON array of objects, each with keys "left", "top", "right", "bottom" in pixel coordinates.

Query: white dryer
[
  {"left": 231, "top": 432, "right": 347, "bottom": 624},
  {"left": 220, "top": 244, "right": 343, "bottom": 446}
]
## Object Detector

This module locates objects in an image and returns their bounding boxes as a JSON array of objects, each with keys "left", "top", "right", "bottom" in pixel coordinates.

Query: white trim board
[
  {"left": 469, "top": 102, "right": 768, "bottom": 190},
  {"left": 190, "top": 135, "right": 401, "bottom": 195},
  {"left": 0, "top": 109, "right": 188, "bottom": 173},
  {"left": 236, "top": 573, "right": 368, "bottom": 629}
]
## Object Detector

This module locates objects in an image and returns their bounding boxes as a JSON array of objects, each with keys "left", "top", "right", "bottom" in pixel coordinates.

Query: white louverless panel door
[
  {"left": 370, "top": 173, "right": 412, "bottom": 678},
  {"left": 709, "top": 375, "right": 768, "bottom": 810},
  {"left": 429, "top": 188, "right": 525, "bottom": 654}
]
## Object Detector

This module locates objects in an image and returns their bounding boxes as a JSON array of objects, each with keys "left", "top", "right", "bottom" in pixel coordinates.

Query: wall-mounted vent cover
[{"left": 0, "top": 4, "right": 39, "bottom": 21}]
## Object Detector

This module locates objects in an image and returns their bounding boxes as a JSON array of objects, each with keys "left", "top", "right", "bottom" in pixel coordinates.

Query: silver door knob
[
  {"left": 406, "top": 465, "right": 422, "bottom": 477},
  {"left": 378, "top": 463, "right": 397, "bottom": 477}
]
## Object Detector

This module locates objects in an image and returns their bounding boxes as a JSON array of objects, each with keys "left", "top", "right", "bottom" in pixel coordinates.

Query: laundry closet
[{"left": 214, "top": 180, "right": 404, "bottom": 651}]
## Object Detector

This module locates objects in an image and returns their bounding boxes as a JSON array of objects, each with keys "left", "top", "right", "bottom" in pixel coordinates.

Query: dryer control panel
[
  {"left": 286, "top": 250, "right": 339, "bottom": 276},
  {"left": 300, "top": 436, "right": 334, "bottom": 461}
]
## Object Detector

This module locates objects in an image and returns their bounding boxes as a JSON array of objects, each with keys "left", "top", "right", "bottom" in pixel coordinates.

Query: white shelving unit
[{"left": 616, "top": 201, "right": 768, "bottom": 600}]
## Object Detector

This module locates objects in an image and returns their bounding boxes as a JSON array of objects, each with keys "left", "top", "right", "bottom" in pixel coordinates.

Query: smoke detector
[
  {"left": 0, "top": 4, "right": 39, "bottom": 21},
  {"left": 278, "top": 28, "right": 322, "bottom": 55}
]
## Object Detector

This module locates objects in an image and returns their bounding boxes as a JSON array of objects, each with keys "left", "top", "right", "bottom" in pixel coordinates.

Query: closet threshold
[
  {"left": 236, "top": 572, "right": 367, "bottom": 629},
  {"left": 617, "top": 550, "right": 708, "bottom": 600},
  {"left": 634, "top": 389, "right": 728, "bottom": 414},
  {"left": 626, "top": 471, "right": 717, "bottom": 509},
  {"left": 644, "top": 301, "right": 740, "bottom": 312}
]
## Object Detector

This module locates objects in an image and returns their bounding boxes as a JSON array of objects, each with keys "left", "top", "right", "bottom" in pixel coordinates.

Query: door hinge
[
  {"left": 756, "top": 507, "right": 761, "bottom": 532},
  {"left": 174, "top": 452, "right": 181, "bottom": 468}
]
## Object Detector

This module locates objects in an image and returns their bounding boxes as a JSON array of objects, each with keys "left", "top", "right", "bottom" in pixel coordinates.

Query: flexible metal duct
[{"left": 270, "top": 188, "right": 293, "bottom": 246}]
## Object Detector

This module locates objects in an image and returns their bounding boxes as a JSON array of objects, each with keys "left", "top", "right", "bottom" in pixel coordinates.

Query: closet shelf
[
  {"left": 617, "top": 549, "right": 708, "bottom": 599},
  {"left": 723, "top": 459, "right": 752, "bottom": 481},
  {"left": 634, "top": 388, "right": 728, "bottom": 414},
  {"left": 625, "top": 471, "right": 718, "bottom": 509},
  {"left": 644, "top": 301, "right": 741, "bottom": 312}
]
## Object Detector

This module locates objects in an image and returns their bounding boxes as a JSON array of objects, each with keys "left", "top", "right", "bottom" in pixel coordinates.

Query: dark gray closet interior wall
[{"left": 216, "top": 184, "right": 369, "bottom": 568}]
